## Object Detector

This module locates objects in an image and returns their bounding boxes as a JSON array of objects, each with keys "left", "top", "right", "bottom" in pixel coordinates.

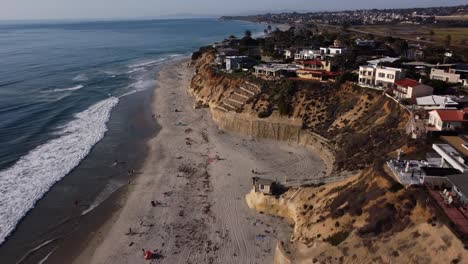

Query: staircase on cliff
[{"left": 215, "top": 82, "right": 261, "bottom": 112}]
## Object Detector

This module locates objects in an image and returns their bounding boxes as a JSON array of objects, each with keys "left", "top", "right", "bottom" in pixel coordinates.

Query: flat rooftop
[
  {"left": 441, "top": 136, "right": 468, "bottom": 157},
  {"left": 254, "top": 64, "right": 301, "bottom": 72}
]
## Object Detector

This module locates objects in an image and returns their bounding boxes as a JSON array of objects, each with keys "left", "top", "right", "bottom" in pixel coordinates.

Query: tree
[
  {"left": 264, "top": 29, "right": 268, "bottom": 35},
  {"left": 341, "top": 21, "right": 351, "bottom": 30},
  {"left": 267, "top": 25, "right": 272, "bottom": 31},
  {"left": 445, "top": 34, "right": 452, "bottom": 47},
  {"left": 245, "top": 30, "right": 252, "bottom": 38}
]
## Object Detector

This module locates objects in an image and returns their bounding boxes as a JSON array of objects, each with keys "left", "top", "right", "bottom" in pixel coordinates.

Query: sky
[{"left": 0, "top": 0, "right": 466, "bottom": 20}]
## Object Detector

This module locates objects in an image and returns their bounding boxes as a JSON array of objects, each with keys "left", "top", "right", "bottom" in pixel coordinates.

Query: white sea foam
[
  {"left": 72, "top": 74, "right": 88, "bottom": 82},
  {"left": 129, "top": 58, "right": 167, "bottom": 68},
  {"left": 0, "top": 97, "right": 119, "bottom": 244},
  {"left": 44, "top": 85, "right": 84, "bottom": 93},
  {"left": 81, "top": 180, "right": 121, "bottom": 216},
  {"left": 126, "top": 68, "right": 144, "bottom": 74}
]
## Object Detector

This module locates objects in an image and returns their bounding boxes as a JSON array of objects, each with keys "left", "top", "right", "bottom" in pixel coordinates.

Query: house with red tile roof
[
  {"left": 295, "top": 60, "right": 331, "bottom": 71},
  {"left": 393, "top": 78, "right": 433, "bottom": 99},
  {"left": 428, "top": 108, "right": 468, "bottom": 131}
]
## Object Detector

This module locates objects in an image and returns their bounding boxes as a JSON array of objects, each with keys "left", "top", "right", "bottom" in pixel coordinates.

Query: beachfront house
[
  {"left": 445, "top": 173, "right": 468, "bottom": 204},
  {"left": 296, "top": 69, "right": 340, "bottom": 82},
  {"left": 252, "top": 177, "right": 275, "bottom": 195},
  {"left": 295, "top": 60, "right": 331, "bottom": 71},
  {"left": 284, "top": 48, "right": 297, "bottom": 59},
  {"left": 294, "top": 49, "right": 322, "bottom": 61},
  {"left": 432, "top": 136, "right": 468, "bottom": 173},
  {"left": 225, "top": 56, "right": 255, "bottom": 72},
  {"left": 416, "top": 95, "right": 459, "bottom": 110},
  {"left": 358, "top": 65, "right": 405, "bottom": 88},
  {"left": 254, "top": 64, "right": 301, "bottom": 79},
  {"left": 428, "top": 108, "right": 468, "bottom": 132},
  {"left": 320, "top": 46, "right": 347, "bottom": 57},
  {"left": 393, "top": 78, "right": 433, "bottom": 100},
  {"left": 430, "top": 68, "right": 461, "bottom": 84}
]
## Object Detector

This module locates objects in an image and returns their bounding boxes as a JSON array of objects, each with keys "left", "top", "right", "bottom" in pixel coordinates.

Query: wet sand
[{"left": 70, "top": 60, "right": 325, "bottom": 264}]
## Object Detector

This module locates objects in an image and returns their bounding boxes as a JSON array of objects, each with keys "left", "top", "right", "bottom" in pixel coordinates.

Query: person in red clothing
[{"left": 142, "top": 249, "right": 154, "bottom": 260}]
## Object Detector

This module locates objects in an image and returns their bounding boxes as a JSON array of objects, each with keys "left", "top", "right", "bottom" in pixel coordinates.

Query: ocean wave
[
  {"left": 43, "top": 85, "right": 84, "bottom": 93},
  {"left": 72, "top": 74, "right": 88, "bottom": 82},
  {"left": 126, "top": 68, "right": 144, "bottom": 74},
  {"left": 129, "top": 58, "right": 167, "bottom": 68},
  {"left": 81, "top": 180, "right": 122, "bottom": 216},
  {"left": 0, "top": 97, "right": 119, "bottom": 245}
]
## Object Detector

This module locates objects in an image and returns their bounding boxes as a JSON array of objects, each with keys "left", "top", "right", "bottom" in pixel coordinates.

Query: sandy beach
[{"left": 71, "top": 59, "right": 325, "bottom": 264}]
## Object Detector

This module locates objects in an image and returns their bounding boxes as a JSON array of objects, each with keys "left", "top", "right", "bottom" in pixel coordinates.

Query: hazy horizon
[{"left": 0, "top": 0, "right": 466, "bottom": 21}]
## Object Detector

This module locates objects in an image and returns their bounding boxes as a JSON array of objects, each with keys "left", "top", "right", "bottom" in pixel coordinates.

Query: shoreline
[
  {"left": 0, "top": 77, "right": 158, "bottom": 264},
  {"left": 59, "top": 59, "right": 325, "bottom": 263}
]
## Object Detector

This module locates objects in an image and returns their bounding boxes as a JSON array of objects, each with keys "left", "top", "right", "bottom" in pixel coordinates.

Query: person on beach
[{"left": 142, "top": 249, "right": 154, "bottom": 260}]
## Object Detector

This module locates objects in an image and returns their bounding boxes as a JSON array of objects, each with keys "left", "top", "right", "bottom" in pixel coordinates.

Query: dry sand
[{"left": 75, "top": 60, "right": 325, "bottom": 264}]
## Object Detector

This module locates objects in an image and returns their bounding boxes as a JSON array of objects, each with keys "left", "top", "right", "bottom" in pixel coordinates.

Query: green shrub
[
  {"left": 324, "top": 230, "right": 351, "bottom": 246},
  {"left": 389, "top": 182, "right": 404, "bottom": 193},
  {"left": 258, "top": 110, "right": 272, "bottom": 118}
]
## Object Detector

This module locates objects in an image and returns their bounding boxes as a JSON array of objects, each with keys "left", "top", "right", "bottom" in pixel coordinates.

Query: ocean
[{"left": 0, "top": 18, "right": 265, "bottom": 262}]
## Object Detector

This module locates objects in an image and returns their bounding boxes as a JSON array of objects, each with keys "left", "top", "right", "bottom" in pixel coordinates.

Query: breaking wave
[
  {"left": 0, "top": 97, "right": 119, "bottom": 244},
  {"left": 44, "top": 85, "right": 84, "bottom": 93}
]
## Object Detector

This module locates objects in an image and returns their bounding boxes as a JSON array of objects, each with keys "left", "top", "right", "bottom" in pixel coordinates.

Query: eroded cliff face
[
  {"left": 246, "top": 170, "right": 467, "bottom": 264},
  {"left": 189, "top": 50, "right": 467, "bottom": 263},
  {"left": 190, "top": 51, "right": 408, "bottom": 173}
]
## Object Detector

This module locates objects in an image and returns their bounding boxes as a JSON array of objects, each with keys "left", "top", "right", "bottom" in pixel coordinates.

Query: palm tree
[{"left": 245, "top": 30, "right": 252, "bottom": 38}]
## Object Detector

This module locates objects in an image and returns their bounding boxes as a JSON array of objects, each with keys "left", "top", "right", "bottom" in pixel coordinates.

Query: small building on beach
[{"left": 252, "top": 177, "right": 276, "bottom": 195}]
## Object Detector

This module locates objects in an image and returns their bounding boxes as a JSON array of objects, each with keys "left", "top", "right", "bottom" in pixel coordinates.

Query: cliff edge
[{"left": 189, "top": 49, "right": 467, "bottom": 263}]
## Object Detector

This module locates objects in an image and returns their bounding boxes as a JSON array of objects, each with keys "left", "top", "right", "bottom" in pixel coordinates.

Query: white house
[
  {"left": 320, "top": 46, "right": 347, "bottom": 57},
  {"left": 416, "top": 95, "right": 458, "bottom": 110},
  {"left": 432, "top": 136, "right": 468, "bottom": 173},
  {"left": 428, "top": 108, "right": 468, "bottom": 131},
  {"left": 254, "top": 64, "right": 301, "bottom": 78},
  {"left": 393, "top": 78, "right": 433, "bottom": 99},
  {"left": 225, "top": 56, "right": 252, "bottom": 71},
  {"left": 375, "top": 66, "right": 405, "bottom": 88},
  {"left": 284, "top": 49, "right": 297, "bottom": 59},
  {"left": 432, "top": 143, "right": 468, "bottom": 173},
  {"left": 294, "top": 49, "right": 322, "bottom": 60},
  {"left": 430, "top": 68, "right": 461, "bottom": 84},
  {"left": 358, "top": 65, "right": 405, "bottom": 88}
]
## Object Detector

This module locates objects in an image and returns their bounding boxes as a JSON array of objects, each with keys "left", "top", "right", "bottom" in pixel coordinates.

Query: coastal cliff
[
  {"left": 190, "top": 50, "right": 408, "bottom": 173},
  {"left": 189, "top": 50, "right": 467, "bottom": 263}
]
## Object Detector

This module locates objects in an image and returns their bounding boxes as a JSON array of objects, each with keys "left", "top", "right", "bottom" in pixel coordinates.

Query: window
[
  {"left": 368, "top": 71, "right": 372, "bottom": 76},
  {"left": 387, "top": 74, "right": 394, "bottom": 79},
  {"left": 378, "top": 73, "right": 385, "bottom": 78},
  {"left": 260, "top": 184, "right": 264, "bottom": 190}
]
